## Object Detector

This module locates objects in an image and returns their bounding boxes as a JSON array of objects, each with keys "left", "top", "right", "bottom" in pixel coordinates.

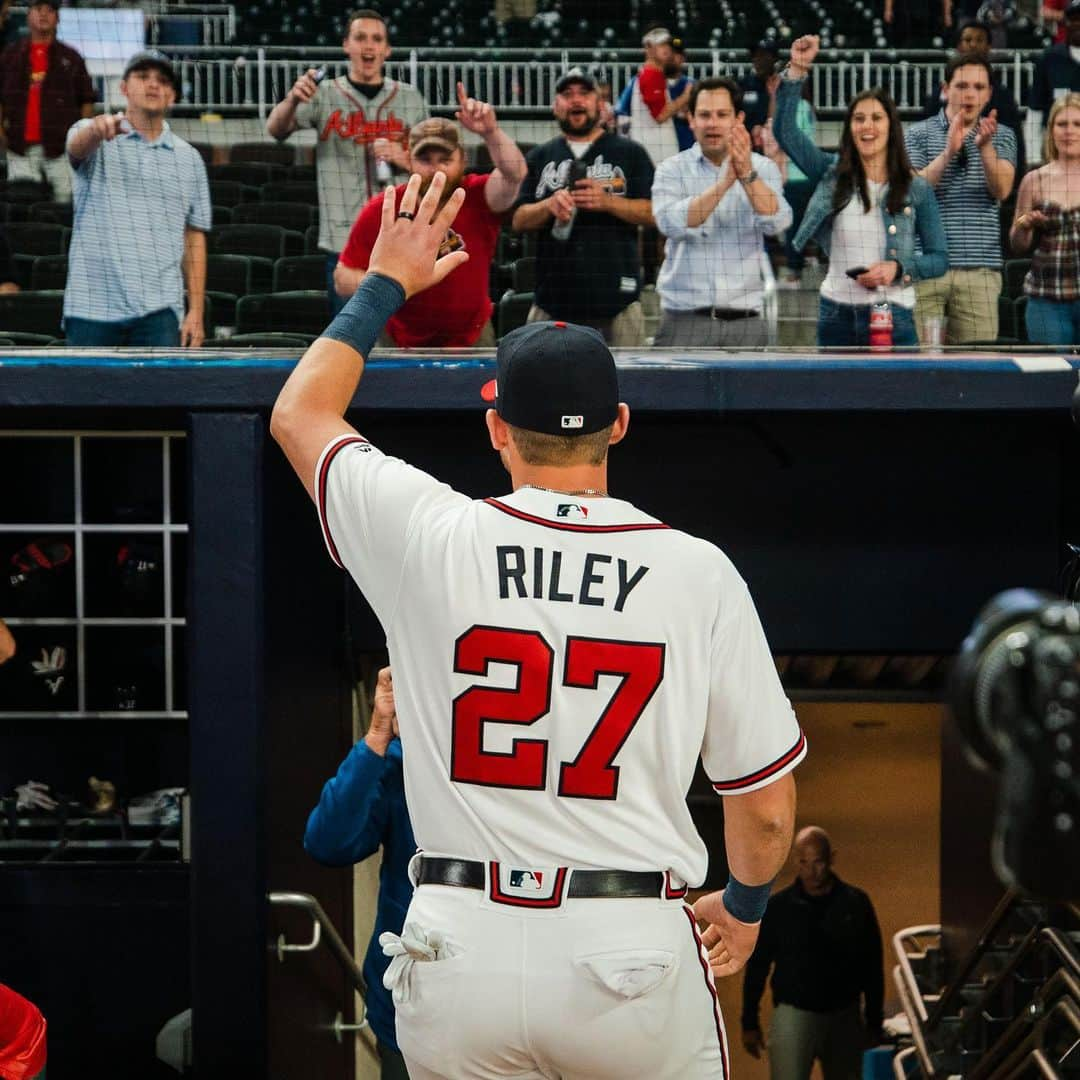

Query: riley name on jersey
[{"left": 496, "top": 544, "right": 649, "bottom": 611}]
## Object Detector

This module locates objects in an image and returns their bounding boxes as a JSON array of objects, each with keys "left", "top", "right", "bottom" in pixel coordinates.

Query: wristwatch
[{"left": 738, "top": 169, "right": 758, "bottom": 185}]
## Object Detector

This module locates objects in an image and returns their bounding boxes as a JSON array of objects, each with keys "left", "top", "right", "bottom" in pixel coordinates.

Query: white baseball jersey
[{"left": 316, "top": 433, "right": 805, "bottom": 887}]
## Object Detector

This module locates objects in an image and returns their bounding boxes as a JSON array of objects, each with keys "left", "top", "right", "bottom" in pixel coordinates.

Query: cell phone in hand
[
  {"left": 845, "top": 266, "right": 869, "bottom": 279},
  {"left": 312, "top": 67, "right": 328, "bottom": 84}
]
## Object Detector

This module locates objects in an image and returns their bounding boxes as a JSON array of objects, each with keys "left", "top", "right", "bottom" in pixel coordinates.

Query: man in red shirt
[
  {"left": 335, "top": 84, "right": 526, "bottom": 347},
  {"left": 0, "top": 983, "right": 46, "bottom": 1080},
  {"left": 0, "top": 0, "right": 94, "bottom": 202},
  {"left": 630, "top": 26, "right": 691, "bottom": 166}
]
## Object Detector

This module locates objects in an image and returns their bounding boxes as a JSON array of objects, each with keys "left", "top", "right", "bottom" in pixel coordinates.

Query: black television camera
[{"left": 951, "top": 589, "right": 1080, "bottom": 901}]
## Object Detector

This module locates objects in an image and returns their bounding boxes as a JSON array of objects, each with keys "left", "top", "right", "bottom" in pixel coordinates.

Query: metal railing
[
  {"left": 147, "top": 45, "right": 1040, "bottom": 118},
  {"left": 268, "top": 890, "right": 377, "bottom": 1055}
]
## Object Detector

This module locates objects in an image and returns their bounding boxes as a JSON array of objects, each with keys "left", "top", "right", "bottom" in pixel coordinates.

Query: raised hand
[
  {"left": 693, "top": 889, "right": 761, "bottom": 977},
  {"left": 367, "top": 172, "right": 469, "bottom": 298},
  {"left": 789, "top": 35, "right": 820, "bottom": 74},
  {"left": 455, "top": 81, "right": 497, "bottom": 136},
  {"left": 974, "top": 108, "right": 998, "bottom": 148},
  {"left": 365, "top": 666, "right": 398, "bottom": 753},
  {"left": 947, "top": 110, "right": 968, "bottom": 158},
  {"left": 729, "top": 123, "right": 753, "bottom": 179},
  {"left": 290, "top": 68, "right": 320, "bottom": 104},
  {"left": 92, "top": 112, "right": 128, "bottom": 142}
]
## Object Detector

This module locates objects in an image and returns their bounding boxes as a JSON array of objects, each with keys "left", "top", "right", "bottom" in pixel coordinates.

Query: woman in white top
[{"left": 774, "top": 35, "right": 948, "bottom": 347}]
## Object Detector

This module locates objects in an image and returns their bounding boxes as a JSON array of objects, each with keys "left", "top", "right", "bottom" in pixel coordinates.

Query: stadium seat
[
  {"left": 230, "top": 142, "right": 295, "bottom": 166},
  {"left": 208, "top": 162, "right": 286, "bottom": 188},
  {"left": 29, "top": 201, "right": 73, "bottom": 227},
  {"left": 511, "top": 256, "right": 536, "bottom": 292},
  {"left": 212, "top": 206, "right": 233, "bottom": 227},
  {"left": 30, "top": 254, "right": 68, "bottom": 290},
  {"left": 205, "top": 289, "right": 239, "bottom": 328},
  {"left": 232, "top": 201, "right": 317, "bottom": 232},
  {"left": 1013, "top": 296, "right": 1029, "bottom": 344},
  {"left": 273, "top": 255, "right": 326, "bottom": 292},
  {"left": 210, "top": 224, "right": 295, "bottom": 262},
  {"left": 496, "top": 289, "right": 533, "bottom": 339},
  {"left": 0, "top": 290, "right": 63, "bottom": 336},
  {"left": 0, "top": 331, "right": 56, "bottom": 346},
  {"left": 0, "top": 179, "right": 51, "bottom": 204},
  {"left": 189, "top": 142, "right": 215, "bottom": 166},
  {"left": 209, "top": 181, "right": 259, "bottom": 208},
  {"left": 996, "top": 294, "right": 1016, "bottom": 341},
  {"left": 207, "top": 253, "right": 257, "bottom": 297},
  {"left": 5, "top": 222, "right": 68, "bottom": 256},
  {"left": 1004, "top": 259, "right": 1031, "bottom": 300},
  {"left": 304, "top": 224, "right": 321, "bottom": 255},
  {"left": 260, "top": 182, "right": 319, "bottom": 205},
  {"left": 235, "top": 291, "right": 331, "bottom": 336},
  {"left": 287, "top": 165, "right": 316, "bottom": 183},
  {"left": 205, "top": 331, "right": 315, "bottom": 348}
]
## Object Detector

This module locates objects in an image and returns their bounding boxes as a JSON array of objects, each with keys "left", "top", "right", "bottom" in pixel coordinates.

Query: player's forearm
[
  {"left": 918, "top": 146, "right": 956, "bottom": 188},
  {"left": 743, "top": 178, "right": 780, "bottom": 217},
  {"left": 721, "top": 773, "right": 796, "bottom": 885},
  {"left": 272, "top": 275, "right": 404, "bottom": 461},
  {"left": 980, "top": 144, "right": 1013, "bottom": 199},
  {"left": 66, "top": 120, "right": 103, "bottom": 163}
]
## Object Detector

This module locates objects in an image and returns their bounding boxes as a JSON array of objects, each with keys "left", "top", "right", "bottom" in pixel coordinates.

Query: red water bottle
[{"left": 869, "top": 293, "right": 893, "bottom": 351}]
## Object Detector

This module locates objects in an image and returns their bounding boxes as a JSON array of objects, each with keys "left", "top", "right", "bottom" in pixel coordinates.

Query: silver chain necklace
[{"left": 520, "top": 483, "right": 608, "bottom": 498}]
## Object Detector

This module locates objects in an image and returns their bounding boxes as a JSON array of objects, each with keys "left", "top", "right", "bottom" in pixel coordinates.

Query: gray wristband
[
  {"left": 322, "top": 271, "right": 406, "bottom": 358},
  {"left": 722, "top": 875, "right": 773, "bottom": 923}
]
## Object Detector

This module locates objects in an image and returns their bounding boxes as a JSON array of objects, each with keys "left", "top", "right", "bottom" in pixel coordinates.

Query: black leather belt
[
  {"left": 416, "top": 856, "right": 665, "bottom": 898},
  {"left": 691, "top": 307, "right": 760, "bottom": 321}
]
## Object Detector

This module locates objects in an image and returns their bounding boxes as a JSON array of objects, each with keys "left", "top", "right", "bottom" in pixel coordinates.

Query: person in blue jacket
[
  {"left": 774, "top": 34, "right": 949, "bottom": 347},
  {"left": 304, "top": 666, "right": 414, "bottom": 1080}
]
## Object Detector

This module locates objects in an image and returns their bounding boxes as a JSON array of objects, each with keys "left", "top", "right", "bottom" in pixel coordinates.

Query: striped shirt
[
  {"left": 904, "top": 110, "right": 1016, "bottom": 269},
  {"left": 64, "top": 120, "right": 211, "bottom": 327},
  {"left": 1025, "top": 203, "right": 1080, "bottom": 302}
]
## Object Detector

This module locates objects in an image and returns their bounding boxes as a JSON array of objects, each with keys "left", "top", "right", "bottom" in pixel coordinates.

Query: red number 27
[{"left": 450, "top": 626, "right": 665, "bottom": 800}]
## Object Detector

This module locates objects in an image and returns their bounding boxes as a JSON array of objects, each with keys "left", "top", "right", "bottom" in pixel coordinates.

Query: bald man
[{"left": 740, "top": 826, "right": 884, "bottom": 1080}]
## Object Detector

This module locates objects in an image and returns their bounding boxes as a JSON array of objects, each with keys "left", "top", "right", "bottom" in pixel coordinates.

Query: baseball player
[{"left": 272, "top": 171, "right": 806, "bottom": 1079}]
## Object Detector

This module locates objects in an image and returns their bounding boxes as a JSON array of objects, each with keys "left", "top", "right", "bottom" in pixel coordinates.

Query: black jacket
[{"left": 741, "top": 875, "right": 884, "bottom": 1033}]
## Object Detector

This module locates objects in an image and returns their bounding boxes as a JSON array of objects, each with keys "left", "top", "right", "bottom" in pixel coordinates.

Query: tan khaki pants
[
  {"left": 527, "top": 301, "right": 645, "bottom": 347},
  {"left": 915, "top": 268, "right": 1002, "bottom": 345}
]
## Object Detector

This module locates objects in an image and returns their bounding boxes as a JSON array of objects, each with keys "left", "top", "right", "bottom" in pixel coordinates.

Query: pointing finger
[{"left": 457, "top": 81, "right": 468, "bottom": 107}]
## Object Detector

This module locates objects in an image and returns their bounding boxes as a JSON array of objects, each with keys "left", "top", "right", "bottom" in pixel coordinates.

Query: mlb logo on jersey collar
[{"left": 489, "top": 862, "right": 568, "bottom": 908}]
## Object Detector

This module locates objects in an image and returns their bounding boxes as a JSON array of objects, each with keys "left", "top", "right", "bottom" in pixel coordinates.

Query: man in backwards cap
[
  {"left": 272, "top": 170, "right": 803, "bottom": 1079},
  {"left": 64, "top": 51, "right": 210, "bottom": 347}
]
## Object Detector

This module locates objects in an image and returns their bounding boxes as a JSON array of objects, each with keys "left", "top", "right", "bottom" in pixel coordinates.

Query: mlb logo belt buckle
[{"left": 488, "top": 861, "right": 568, "bottom": 908}]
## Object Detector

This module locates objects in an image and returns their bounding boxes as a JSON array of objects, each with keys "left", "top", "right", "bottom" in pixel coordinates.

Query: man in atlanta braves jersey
[
  {"left": 266, "top": 8, "right": 427, "bottom": 313},
  {"left": 272, "top": 171, "right": 805, "bottom": 1079}
]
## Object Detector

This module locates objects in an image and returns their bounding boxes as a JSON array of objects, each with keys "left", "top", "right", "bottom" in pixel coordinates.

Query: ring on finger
[{"left": 397, "top": 210, "right": 416, "bottom": 220}]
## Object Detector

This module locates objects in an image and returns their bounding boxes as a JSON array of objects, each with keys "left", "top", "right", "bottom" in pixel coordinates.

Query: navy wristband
[
  {"left": 322, "top": 272, "right": 406, "bottom": 358},
  {"left": 722, "top": 875, "right": 773, "bottom": 923}
]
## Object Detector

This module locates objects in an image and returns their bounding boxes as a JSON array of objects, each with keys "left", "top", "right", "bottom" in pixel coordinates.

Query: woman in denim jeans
[
  {"left": 775, "top": 35, "right": 948, "bottom": 348},
  {"left": 1010, "top": 93, "right": 1080, "bottom": 345}
]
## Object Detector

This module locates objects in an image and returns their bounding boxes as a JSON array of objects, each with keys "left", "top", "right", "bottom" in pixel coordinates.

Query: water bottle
[
  {"left": 551, "top": 158, "right": 589, "bottom": 242},
  {"left": 375, "top": 157, "right": 394, "bottom": 189},
  {"left": 869, "top": 292, "right": 894, "bottom": 351}
]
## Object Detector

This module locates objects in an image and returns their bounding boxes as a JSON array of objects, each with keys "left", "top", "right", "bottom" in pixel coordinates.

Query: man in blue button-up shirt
[
  {"left": 652, "top": 76, "right": 791, "bottom": 347},
  {"left": 64, "top": 50, "right": 211, "bottom": 347}
]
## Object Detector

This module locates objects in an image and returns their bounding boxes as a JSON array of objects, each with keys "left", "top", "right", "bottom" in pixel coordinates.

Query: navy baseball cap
[
  {"left": 753, "top": 38, "right": 781, "bottom": 55},
  {"left": 123, "top": 50, "right": 179, "bottom": 90},
  {"left": 480, "top": 321, "right": 619, "bottom": 436},
  {"left": 555, "top": 67, "right": 598, "bottom": 94}
]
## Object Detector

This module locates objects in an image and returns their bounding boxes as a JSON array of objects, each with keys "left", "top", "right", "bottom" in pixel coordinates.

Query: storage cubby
[{"left": 0, "top": 431, "right": 187, "bottom": 865}]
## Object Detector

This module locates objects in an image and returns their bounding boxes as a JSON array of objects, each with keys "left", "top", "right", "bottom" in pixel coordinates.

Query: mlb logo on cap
[{"left": 561, "top": 415, "right": 584, "bottom": 429}]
